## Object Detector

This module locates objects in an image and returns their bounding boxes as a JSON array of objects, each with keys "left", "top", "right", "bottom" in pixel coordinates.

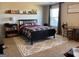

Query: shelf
[
  {"left": 1, "top": 13, "right": 37, "bottom": 16},
  {"left": 6, "top": 33, "right": 18, "bottom": 37},
  {"left": 4, "top": 13, "right": 37, "bottom": 15},
  {"left": 4, "top": 9, "right": 37, "bottom": 15},
  {"left": 4, "top": 23, "right": 18, "bottom": 38}
]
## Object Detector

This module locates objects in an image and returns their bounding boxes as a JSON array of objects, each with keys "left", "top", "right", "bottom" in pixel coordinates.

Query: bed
[{"left": 18, "top": 19, "right": 56, "bottom": 45}]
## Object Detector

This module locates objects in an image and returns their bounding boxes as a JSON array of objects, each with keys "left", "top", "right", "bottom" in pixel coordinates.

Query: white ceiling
[
  {"left": 35, "top": 2, "right": 58, "bottom": 5},
  {"left": 30, "top": 2, "right": 59, "bottom": 5}
]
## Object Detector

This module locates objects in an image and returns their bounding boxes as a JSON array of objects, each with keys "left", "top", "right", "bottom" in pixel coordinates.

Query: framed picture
[{"left": 68, "top": 3, "right": 79, "bottom": 13}]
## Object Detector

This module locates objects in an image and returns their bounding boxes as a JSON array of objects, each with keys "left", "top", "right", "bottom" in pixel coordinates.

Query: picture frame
[{"left": 68, "top": 3, "right": 79, "bottom": 13}]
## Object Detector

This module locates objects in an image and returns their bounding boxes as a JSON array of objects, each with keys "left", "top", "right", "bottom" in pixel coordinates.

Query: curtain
[
  {"left": 49, "top": 3, "right": 62, "bottom": 35},
  {"left": 57, "top": 3, "right": 62, "bottom": 35}
]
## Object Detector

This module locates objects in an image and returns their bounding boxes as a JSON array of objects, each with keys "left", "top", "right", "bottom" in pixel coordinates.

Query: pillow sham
[
  {"left": 31, "top": 22, "right": 38, "bottom": 26},
  {"left": 20, "top": 23, "right": 31, "bottom": 29}
]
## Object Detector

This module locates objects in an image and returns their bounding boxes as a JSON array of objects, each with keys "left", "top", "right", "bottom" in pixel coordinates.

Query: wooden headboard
[{"left": 18, "top": 19, "right": 37, "bottom": 27}]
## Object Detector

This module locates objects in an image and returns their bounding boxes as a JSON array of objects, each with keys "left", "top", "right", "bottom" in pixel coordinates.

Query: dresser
[
  {"left": 73, "top": 29, "right": 79, "bottom": 41},
  {"left": 67, "top": 26, "right": 79, "bottom": 41}
]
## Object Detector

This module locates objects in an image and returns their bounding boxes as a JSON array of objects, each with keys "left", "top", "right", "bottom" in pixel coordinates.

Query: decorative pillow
[
  {"left": 25, "top": 23, "right": 32, "bottom": 26},
  {"left": 20, "top": 23, "right": 32, "bottom": 29},
  {"left": 20, "top": 22, "right": 40, "bottom": 29},
  {"left": 31, "top": 22, "right": 38, "bottom": 26}
]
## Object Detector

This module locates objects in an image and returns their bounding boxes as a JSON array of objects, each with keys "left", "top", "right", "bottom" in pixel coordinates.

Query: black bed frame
[{"left": 18, "top": 19, "right": 56, "bottom": 45}]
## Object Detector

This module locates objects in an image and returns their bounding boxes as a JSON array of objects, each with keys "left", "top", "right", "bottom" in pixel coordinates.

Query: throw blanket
[
  {"left": 20, "top": 25, "right": 55, "bottom": 37},
  {"left": 24, "top": 26, "right": 54, "bottom": 31}
]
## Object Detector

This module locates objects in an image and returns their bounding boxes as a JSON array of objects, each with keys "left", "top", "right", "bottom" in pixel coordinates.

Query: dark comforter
[
  {"left": 19, "top": 25, "right": 56, "bottom": 45},
  {"left": 20, "top": 25, "right": 54, "bottom": 36}
]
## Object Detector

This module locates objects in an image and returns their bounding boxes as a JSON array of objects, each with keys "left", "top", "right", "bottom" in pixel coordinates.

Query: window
[{"left": 50, "top": 7, "right": 59, "bottom": 28}]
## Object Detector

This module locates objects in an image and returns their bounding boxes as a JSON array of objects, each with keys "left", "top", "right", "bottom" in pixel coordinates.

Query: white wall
[
  {"left": 61, "top": 2, "right": 79, "bottom": 26},
  {"left": 0, "top": 2, "right": 43, "bottom": 36},
  {"left": 42, "top": 2, "right": 79, "bottom": 27},
  {"left": 0, "top": 2, "right": 43, "bottom": 25},
  {"left": 43, "top": 5, "right": 49, "bottom": 24}
]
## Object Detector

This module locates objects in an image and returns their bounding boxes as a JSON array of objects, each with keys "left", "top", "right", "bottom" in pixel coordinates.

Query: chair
[{"left": 67, "top": 28, "right": 73, "bottom": 40}]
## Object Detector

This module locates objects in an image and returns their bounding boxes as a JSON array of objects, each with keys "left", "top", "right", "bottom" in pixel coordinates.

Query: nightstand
[{"left": 4, "top": 23, "right": 18, "bottom": 38}]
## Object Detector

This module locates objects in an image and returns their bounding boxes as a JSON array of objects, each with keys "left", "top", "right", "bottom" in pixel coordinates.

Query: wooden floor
[{"left": 3, "top": 35, "right": 79, "bottom": 57}]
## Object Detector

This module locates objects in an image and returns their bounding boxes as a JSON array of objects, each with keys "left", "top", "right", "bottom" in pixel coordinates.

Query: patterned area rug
[{"left": 13, "top": 35, "right": 68, "bottom": 56}]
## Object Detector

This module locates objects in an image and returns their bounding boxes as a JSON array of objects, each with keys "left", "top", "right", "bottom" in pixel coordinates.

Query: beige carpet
[
  {"left": 3, "top": 37, "right": 21, "bottom": 57},
  {"left": 13, "top": 35, "right": 68, "bottom": 57}
]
